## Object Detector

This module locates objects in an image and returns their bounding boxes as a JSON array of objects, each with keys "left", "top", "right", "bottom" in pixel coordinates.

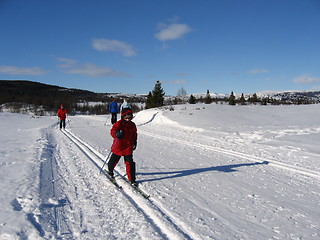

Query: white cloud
[
  {"left": 173, "top": 79, "right": 186, "bottom": 84},
  {"left": 55, "top": 56, "right": 129, "bottom": 78},
  {"left": 0, "top": 65, "right": 47, "bottom": 75},
  {"left": 155, "top": 23, "right": 193, "bottom": 41},
  {"left": 293, "top": 74, "right": 320, "bottom": 84},
  {"left": 163, "top": 79, "right": 187, "bottom": 84},
  {"left": 56, "top": 57, "right": 77, "bottom": 69},
  {"left": 248, "top": 69, "right": 268, "bottom": 74},
  {"left": 64, "top": 63, "right": 129, "bottom": 77},
  {"left": 92, "top": 38, "right": 136, "bottom": 57},
  {"left": 176, "top": 72, "right": 191, "bottom": 77}
]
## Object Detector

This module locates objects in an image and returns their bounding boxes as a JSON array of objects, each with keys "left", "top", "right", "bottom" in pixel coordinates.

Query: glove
[
  {"left": 116, "top": 130, "right": 123, "bottom": 139},
  {"left": 133, "top": 142, "right": 137, "bottom": 150}
]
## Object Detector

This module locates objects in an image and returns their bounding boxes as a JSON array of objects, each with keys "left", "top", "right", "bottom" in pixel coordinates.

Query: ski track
[
  {"left": 61, "top": 129, "right": 201, "bottom": 240},
  {"left": 38, "top": 125, "right": 167, "bottom": 239},
  {"left": 38, "top": 128, "right": 73, "bottom": 239}
]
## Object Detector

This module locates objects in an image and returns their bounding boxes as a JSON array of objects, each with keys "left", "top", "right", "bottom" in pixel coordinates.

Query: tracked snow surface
[{"left": 0, "top": 103, "right": 319, "bottom": 239}]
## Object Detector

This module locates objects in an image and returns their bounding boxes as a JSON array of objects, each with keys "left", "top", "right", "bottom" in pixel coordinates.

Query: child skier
[{"left": 108, "top": 108, "right": 138, "bottom": 185}]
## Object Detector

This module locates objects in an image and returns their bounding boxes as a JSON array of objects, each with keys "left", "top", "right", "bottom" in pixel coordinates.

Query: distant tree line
[
  {"left": 181, "top": 90, "right": 320, "bottom": 106},
  {"left": 1, "top": 80, "right": 319, "bottom": 115}
]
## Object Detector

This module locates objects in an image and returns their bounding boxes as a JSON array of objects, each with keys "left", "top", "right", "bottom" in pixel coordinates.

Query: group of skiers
[
  {"left": 57, "top": 99, "right": 138, "bottom": 185},
  {"left": 108, "top": 98, "right": 131, "bottom": 124}
]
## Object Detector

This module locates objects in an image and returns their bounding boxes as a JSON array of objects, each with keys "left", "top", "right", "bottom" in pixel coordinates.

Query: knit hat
[{"left": 121, "top": 108, "right": 133, "bottom": 117}]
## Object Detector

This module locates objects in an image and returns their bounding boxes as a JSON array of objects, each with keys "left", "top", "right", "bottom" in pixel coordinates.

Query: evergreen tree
[
  {"left": 152, "top": 81, "right": 165, "bottom": 107},
  {"left": 204, "top": 89, "right": 212, "bottom": 104},
  {"left": 229, "top": 91, "right": 236, "bottom": 105},
  {"left": 188, "top": 94, "right": 196, "bottom": 104},
  {"left": 250, "top": 93, "right": 258, "bottom": 104},
  {"left": 146, "top": 92, "right": 153, "bottom": 109},
  {"left": 240, "top": 93, "right": 246, "bottom": 105},
  {"left": 262, "top": 97, "right": 268, "bottom": 105},
  {"left": 146, "top": 81, "right": 165, "bottom": 109}
]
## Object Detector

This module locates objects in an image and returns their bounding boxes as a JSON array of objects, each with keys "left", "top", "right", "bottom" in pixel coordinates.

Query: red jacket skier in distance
[
  {"left": 57, "top": 105, "right": 67, "bottom": 120},
  {"left": 110, "top": 110, "right": 137, "bottom": 156}
]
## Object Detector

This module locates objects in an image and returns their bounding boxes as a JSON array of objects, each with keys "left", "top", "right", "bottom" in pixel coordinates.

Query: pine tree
[
  {"left": 204, "top": 89, "right": 212, "bottom": 104},
  {"left": 145, "top": 92, "right": 153, "bottom": 109},
  {"left": 229, "top": 91, "right": 236, "bottom": 105},
  {"left": 188, "top": 94, "right": 196, "bottom": 104},
  {"left": 251, "top": 93, "right": 258, "bottom": 104},
  {"left": 146, "top": 81, "right": 165, "bottom": 109},
  {"left": 240, "top": 93, "right": 246, "bottom": 105},
  {"left": 152, "top": 81, "right": 165, "bottom": 107}
]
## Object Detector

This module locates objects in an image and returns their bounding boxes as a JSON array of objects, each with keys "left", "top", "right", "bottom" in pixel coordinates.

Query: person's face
[{"left": 123, "top": 115, "right": 132, "bottom": 121}]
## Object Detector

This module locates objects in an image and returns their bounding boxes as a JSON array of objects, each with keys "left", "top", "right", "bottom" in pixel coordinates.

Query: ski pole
[
  {"left": 99, "top": 150, "right": 112, "bottom": 174},
  {"left": 99, "top": 138, "right": 118, "bottom": 174}
]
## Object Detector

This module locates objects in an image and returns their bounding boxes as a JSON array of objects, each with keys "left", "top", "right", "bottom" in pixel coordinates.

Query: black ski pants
[
  {"left": 111, "top": 113, "right": 117, "bottom": 124},
  {"left": 60, "top": 119, "right": 66, "bottom": 129},
  {"left": 108, "top": 153, "right": 136, "bottom": 182}
]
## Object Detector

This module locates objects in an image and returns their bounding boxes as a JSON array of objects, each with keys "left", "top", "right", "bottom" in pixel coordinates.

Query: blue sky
[{"left": 1, "top": 0, "right": 320, "bottom": 96}]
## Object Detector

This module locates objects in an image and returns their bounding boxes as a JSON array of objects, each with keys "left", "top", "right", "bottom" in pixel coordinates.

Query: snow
[{"left": 0, "top": 104, "right": 320, "bottom": 239}]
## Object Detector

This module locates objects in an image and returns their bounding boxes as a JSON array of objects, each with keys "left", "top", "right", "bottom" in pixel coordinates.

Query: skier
[
  {"left": 120, "top": 98, "right": 131, "bottom": 113},
  {"left": 108, "top": 99, "right": 119, "bottom": 124},
  {"left": 57, "top": 104, "right": 67, "bottom": 129},
  {"left": 108, "top": 108, "right": 138, "bottom": 185}
]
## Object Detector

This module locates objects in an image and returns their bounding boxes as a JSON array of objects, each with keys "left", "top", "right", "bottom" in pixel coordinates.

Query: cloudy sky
[{"left": 1, "top": 0, "right": 320, "bottom": 95}]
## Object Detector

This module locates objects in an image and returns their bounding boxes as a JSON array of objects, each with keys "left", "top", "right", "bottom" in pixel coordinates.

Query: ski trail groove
[
  {"left": 61, "top": 129, "right": 202, "bottom": 240},
  {"left": 39, "top": 128, "right": 74, "bottom": 239},
  {"left": 139, "top": 130, "right": 320, "bottom": 180}
]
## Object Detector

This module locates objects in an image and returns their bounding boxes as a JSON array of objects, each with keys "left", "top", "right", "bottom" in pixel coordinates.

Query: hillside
[
  {"left": 0, "top": 80, "right": 131, "bottom": 114},
  {"left": 0, "top": 80, "right": 148, "bottom": 115},
  {"left": 0, "top": 80, "right": 102, "bottom": 105}
]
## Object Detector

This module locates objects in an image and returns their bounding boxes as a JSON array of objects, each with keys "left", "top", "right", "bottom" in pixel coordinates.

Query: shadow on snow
[{"left": 138, "top": 161, "right": 269, "bottom": 183}]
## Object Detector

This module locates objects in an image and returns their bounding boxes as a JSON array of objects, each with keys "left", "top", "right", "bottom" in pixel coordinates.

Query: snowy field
[{"left": 0, "top": 104, "right": 319, "bottom": 239}]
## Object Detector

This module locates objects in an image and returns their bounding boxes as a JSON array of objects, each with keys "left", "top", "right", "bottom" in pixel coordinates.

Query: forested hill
[
  {"left": 0, "top": 80, "right": 146, "bottom": 115},
  {"left": 0, "top": 80, "right": 100, "bottom": 101},
  {"left": 0, "top": 80, "right": 107, "bottom": 112}
]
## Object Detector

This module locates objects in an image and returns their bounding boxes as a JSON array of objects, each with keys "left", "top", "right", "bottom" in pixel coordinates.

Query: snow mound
[{"left": 134, "top": 108, "right": 204, "bottom": 132}]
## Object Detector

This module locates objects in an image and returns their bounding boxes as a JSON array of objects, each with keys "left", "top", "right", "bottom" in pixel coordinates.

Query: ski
[
  {"left": 101, "top": 170, "right": 149, "bottom": 198},
  {"left": 118, "top": 175, "right": 150, "bottom": 199},
  {"left": 130, "top": 183, "right": 150, "bottom": 199},
  {"left": 102, "top": 170, "right": 122, "bottom": 190}
]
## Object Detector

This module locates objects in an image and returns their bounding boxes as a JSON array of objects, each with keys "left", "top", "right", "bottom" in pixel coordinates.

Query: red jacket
[
  {"left": 57, "top": 108, "right": 67, "bottom": 120},
  {"left": 110, "top": 119, "right": 137, "bottom": 156}
]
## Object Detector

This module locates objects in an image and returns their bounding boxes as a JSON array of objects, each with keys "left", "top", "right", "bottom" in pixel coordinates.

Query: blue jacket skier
[{"left": 108, "top": 100, "right": 119, "bottom": 124}]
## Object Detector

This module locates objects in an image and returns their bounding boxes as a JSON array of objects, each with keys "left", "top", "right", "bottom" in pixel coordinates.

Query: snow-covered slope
[{"left": 0, "top": 104, "right": 319, "bottom": 239}]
